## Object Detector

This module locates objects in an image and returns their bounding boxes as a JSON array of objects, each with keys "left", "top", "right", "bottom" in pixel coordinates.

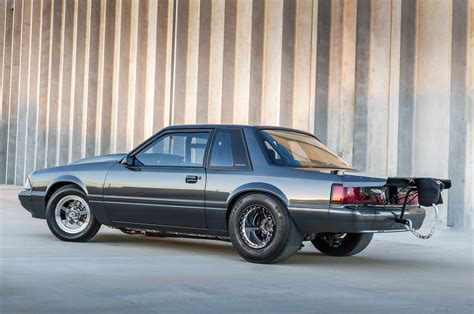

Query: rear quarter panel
[{"left": 205, "top": 167, "right": 340, "bottom": 233}]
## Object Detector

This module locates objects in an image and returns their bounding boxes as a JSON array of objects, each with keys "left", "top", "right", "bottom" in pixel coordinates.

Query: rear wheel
[
  {"left": 311, "top": 233, "right": 373, "bottom": 256},
  {"left": 228, "top": 193, "right": 303, "bottom": 264},
  {"left": 46, "top": 185, "right": 101, "bottom": 242}
]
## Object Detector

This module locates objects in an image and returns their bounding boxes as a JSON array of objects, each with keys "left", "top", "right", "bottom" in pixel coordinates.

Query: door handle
[{"left": 185, "top": 175, "right": 199, "bottom": 184}]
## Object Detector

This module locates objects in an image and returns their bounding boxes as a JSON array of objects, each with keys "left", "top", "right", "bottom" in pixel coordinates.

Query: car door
[{"left": 103, "top": 129, "right": 211, "bottom": 230}]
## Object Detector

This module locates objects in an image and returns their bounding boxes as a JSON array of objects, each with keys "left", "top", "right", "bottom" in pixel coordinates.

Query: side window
[
  {"left": 136, "top": 132, "right": 210, "bottom": 167},
  {"left": 209, "top": 129, "right": 250, "bottom": 169}
]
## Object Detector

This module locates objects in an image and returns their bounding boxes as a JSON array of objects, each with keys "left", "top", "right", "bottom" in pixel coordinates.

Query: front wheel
[
  {"left": 311, "top": 233, "right": 373, "bottom": 256},
  {"left": 46, "top": 185, "right": 101, "bottom": 242},
  {"left": 228, "top": 193, "right": 303, "bottom": 264}
]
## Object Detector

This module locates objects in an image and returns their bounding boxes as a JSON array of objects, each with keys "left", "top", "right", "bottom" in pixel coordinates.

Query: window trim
[
  {"left": 206, "top": 127, "right": 253, "bottom": 171},
  {"left": 130, "top": 128, "right": 215, "bottom": 169}
]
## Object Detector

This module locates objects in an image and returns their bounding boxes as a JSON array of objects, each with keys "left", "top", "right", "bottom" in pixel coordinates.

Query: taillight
[
  {"left": 396, "top": 188, "right": 418, "bottom": 205},
  {"left": 330, "top": 184, "right": 385, "bottom": 205}
]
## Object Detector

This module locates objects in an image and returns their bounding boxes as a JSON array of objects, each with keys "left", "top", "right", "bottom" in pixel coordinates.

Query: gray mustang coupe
[{"left": 19, "top": 125, "right": 450, "bottom": 263}]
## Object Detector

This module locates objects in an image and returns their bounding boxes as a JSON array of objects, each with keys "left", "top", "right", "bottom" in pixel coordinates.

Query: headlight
[{"left": 24, "top": 174, "right": 32, "bottom": 190}]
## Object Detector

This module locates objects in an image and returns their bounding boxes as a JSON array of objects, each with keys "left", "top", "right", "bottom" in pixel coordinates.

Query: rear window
[{"left": 259, "top": 129, "right": 351, "bottom": 169}]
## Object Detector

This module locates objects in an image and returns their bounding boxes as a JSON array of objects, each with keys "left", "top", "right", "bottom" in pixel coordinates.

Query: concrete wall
[{"left": 0, "top": 0, "right": 472, "bottom": 228}]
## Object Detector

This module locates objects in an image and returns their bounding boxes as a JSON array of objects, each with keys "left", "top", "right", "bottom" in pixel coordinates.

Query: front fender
[{"left": 46, "top": 175, "right": 88, "bottom": 196}]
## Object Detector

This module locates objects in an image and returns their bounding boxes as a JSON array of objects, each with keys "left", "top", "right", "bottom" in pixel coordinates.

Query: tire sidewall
[
  {"left": 229, "top": 194, "right": 295, "bottom": 263},
  {"left": 46, "top": 186, "right": 100, "bottom": 242}
]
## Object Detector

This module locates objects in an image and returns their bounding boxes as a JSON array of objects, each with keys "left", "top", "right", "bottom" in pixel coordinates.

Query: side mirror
[{"left": 124, "top": 155, "right": 136, "bottom": 166}]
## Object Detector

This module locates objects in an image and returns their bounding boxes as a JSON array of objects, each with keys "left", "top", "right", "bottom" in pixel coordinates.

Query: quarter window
[
  {"left": 136, "top": 132, "right": 210, "bottom": 167},
  {"left": 209, "top": 129, "right": 250, "bottom": 169}
]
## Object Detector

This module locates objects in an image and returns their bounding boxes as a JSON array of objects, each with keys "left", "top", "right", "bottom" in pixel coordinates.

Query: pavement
[{"left": 1, "top": 185, "right": 473, "bottom": 313}]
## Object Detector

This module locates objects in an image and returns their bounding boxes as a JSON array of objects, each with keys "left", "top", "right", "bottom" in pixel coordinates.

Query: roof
[
  {"left": 165, "top": 124, "right": 257, "bottom": 129},
  {"left": 163, "top": 124, "right": 319, "bottom": 140}
]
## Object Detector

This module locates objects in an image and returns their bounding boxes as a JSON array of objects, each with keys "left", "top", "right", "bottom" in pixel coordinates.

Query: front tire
[
  {"left": 228, "top": 193, "right": 303, "bottom": 264},
  {"left": 311, "top": 233, "right": 373, "bottom": 256},
  {"left": 46, "top": 185, "right": 101, "bottom": 242}
]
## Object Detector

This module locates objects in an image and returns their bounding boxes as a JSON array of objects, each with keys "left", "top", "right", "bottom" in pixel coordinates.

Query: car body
[{"left": 18, "top": 125, "right": 450, "bottom": 263}]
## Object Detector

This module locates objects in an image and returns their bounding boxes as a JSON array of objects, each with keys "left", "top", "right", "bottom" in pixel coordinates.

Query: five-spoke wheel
[
  {"left": 46, "top": 185, "right": 101, "bottom": 242},
  {"left": 54, "top": 195, "right": 91, "bottom": 234}
]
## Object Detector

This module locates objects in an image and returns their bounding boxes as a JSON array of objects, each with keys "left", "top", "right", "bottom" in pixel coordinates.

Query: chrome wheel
[
  {"left": 54, "top": 195, "right": 90, "bottom": 234},
  {"left": 239, "top": 205, "right": 275, "bottom": 249}
]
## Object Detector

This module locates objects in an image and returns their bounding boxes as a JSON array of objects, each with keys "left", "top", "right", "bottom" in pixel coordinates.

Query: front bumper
[
  {"left": 290, "top": 205, "right": 426, "bottom": 234},
  {"left": 18, "top": 189, "right": 46, "bottom": 219}
]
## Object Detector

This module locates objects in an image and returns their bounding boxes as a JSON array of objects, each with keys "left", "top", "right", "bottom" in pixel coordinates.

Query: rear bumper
[
  {"left": 18, "top": 189, "right": 46, "bottom": 219},
  {"left": 290, "top": 205, "right": 425, "bottom": 234}
]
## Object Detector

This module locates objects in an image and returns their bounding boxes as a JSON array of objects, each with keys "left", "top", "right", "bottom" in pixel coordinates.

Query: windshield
[{"left": 259, "top": 129, "right": 352, "bottom": 169}]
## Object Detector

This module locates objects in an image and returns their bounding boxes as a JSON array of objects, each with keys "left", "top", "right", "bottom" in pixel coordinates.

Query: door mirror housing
[{"left": 124, "top": 155, "right": 136, "bottom": 166}]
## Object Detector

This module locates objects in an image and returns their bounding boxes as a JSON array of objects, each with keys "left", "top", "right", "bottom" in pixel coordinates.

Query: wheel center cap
[{"left": 260, "top": 219, "right": 274, "bottom": 233}]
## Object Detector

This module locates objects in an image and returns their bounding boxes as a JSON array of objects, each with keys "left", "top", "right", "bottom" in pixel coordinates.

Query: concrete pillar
[
  {"left": 386, "top": 0, "right": 401, "bottom": 177},
  {"left": 125, "top": 0, "right": 138, "bottom": 150},
  {"left": 365, "top": 0, "right": 391, "bottom": 174},
  {"left": 183, "top": 0, "right": 199, "bottom": 124},
  {"left": 313, "top": 0, "right": 331, "bottom": 144},
  {"left": 261, "top": 0, "right": 283, "bottom": 125},
  {"left": 24, "top": 0, "right": 42, "bottom": 177},
  {"left": 207, "top": 0, "right": 224, "bottom": 124},
  {"left": 414, "top": 0, "right": 453, "bottom": 223},
  {"left": 397, "top": 0, "right": 416, "bottom": 177},
  {"left": 447, "top": 0, "right": 468, "bottom": 228},
  {"left": 292, "top": 0, "right": 315, "bottom": 132},
  {"left": 196, "top": 0, "right": 211, "bottom": 124},
  {"left": 353, "top": 0, "right": 370, "bottom": 170},
  {"left": 6, "top": 0, "right": 23, "bottom": 184},
  {"left": 327, "top": 0, "right": 357, "bottom": 162},
  {"left": 58, "top": 0, "right": 74, "bottom": 165},
  {"left": 15, "top": 0, "right": 32, "bottom": 185},
  {"left": 232, "top": 1, "right": 252, "bottom": 125}
]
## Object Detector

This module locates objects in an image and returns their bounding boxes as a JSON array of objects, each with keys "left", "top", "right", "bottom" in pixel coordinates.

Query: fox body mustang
[{"left": 18, "top": 125, "right": 450, "bottom": 263}]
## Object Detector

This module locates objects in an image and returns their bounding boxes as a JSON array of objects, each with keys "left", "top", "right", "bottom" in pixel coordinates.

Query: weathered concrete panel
[
  {"left": 261, "top": 0, "right": 283, "bottom": 126},
  {"left": 6, "top": 0, "right": 23, "bottom": 185},
  {"left": 232, "top": 0, "right": 252, "bottom": 125},
  {"left": 365, "top": 0, "right": 391, "bottom": 174},
  {"left": 58, "top": 0, "right": 74, "bottom": 166},
  {"left": 353, "top": 0, "right": 370, "bottom": 170},
  {"left": 1, "top": 0, "right": 471, "bottom": 228},
  {"left": 248, "top": 0, "right": 264, "bottom": 125},
  {"left": 414, "top": 0, "right": 453, "bottom": 223},
  {"left": 15, "top": 0, "right": 33, "bottom": 185},
  {"left": 195, "top": 0, "right": 210, "bottom": 124},
  {"left": 397, "top": 0, "right": 416, "bottom": 177},
  {"left": 314, "top": 0, "right": 330, "bottom": 144},
  {"left": 220, "top": 0, "right": 236, "bottom": 123},
  {"left": 327, "top": 0, "right": 357, "bottom": 162},
  {"left": 207, "top": 0, "right": 224, "bottom": 124},
  {"left": 448, "top": 0, "right": 468, "bottom": 228},
  {"left": 279, "top": 0, "right": 295, "bottom": 128}
]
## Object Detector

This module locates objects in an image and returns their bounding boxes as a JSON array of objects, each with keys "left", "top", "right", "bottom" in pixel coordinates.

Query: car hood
[{"left": 71, "top": 153, "right": 127, "bottom": 165}]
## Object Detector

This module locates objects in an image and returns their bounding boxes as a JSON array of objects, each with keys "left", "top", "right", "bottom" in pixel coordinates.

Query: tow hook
[{"left": 396, "top": 204, "right": 439, "bottom": 240}]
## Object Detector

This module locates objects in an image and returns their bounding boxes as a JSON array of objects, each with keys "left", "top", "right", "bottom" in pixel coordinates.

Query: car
[{"left": 18, "top": 124, "right": 451, "bottom": 263}]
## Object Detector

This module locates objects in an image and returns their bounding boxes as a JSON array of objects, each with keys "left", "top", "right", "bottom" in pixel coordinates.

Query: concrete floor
[{"left": 1, "top": 186, "right": 473, "bottom": 313}]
